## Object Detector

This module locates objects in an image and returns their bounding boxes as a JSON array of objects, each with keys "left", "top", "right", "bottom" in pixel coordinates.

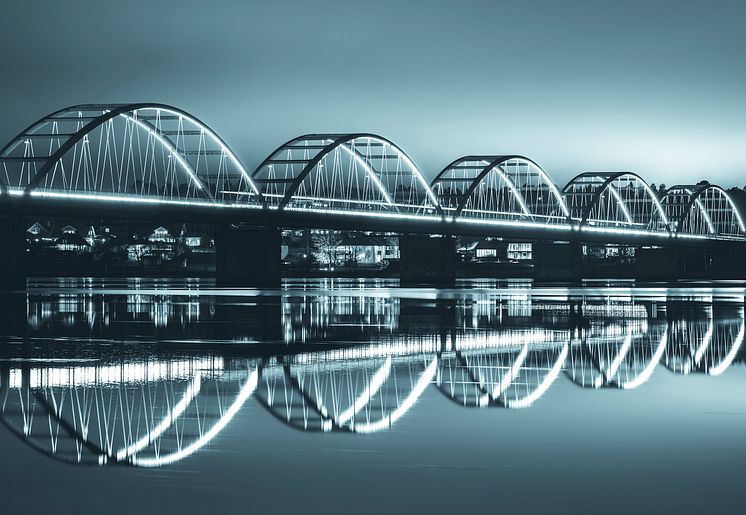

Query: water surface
[{"left": 1, "top": 279, "right": 745, "bottom": 514}]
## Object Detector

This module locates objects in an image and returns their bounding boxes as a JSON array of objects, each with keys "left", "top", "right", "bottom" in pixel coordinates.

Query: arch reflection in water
[{"left": 1, "top": 298, "right": 743, "bottom": 467}]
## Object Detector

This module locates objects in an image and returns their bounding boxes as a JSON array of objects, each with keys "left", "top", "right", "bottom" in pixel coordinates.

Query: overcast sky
[{"left": 1, "top": 0, "right": 744, "bottom": 188}]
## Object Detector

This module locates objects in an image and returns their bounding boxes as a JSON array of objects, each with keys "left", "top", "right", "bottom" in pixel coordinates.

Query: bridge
[
  {"left": 1, "top": 294, "right": 742, "bottom": 467},
  {"left": 1, "top": 103, "right": 744, "bottom": 285}
]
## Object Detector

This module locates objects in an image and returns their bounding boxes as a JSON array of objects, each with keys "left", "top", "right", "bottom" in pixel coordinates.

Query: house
[
  {"left": 335, "top": 234, "right": 388, "bottom": 265},
  {"left": 473, "top": 239, "right": 508, "bottom": 261},
  {"left": 149, "top": 226, "right": 175, "bottom": 243},
  {"left": 460, "top": 238, "right": 533, "bottom": 262},
  {"left": 507, "top": 242, "right": 533, "bottom": 261},
  {"left": 54, "top": 226, "right": 91, "bottom": 253},
  {"left": 27, "top": 222, "right": 52, "bottom": 238},
  {"left": 27, "top": 222, "right": 54, "bottom": 244},
  {"left": 177, "top": 223, "right": 204, "bottom": 248}
]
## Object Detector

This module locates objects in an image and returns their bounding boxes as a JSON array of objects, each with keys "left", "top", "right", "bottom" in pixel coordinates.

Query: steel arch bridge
[
  {"left": 562, "top": 171, "right": 670, "bottom": 232},
  {"left": 431, "top": 155, "right": 569, "bottom": 225},
  {"left": 0, "top": 103, "right": 261, "bottom": 203},
  {"left": 662, "top": 184, "right": 746, "bottom": 239},
  {"left": 0, "top": 103, "right": 744, "bottom": 245},
  {"left": 251, "top": 133, "right": 440, "bottom": 215}
]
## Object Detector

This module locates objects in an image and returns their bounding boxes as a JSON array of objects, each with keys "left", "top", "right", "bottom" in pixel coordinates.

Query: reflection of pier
[{"left": 1, "top": 298, "right": 743, "bottom": 467}]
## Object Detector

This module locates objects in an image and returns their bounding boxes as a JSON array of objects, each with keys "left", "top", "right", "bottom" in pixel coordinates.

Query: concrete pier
[
  {"left": 215, "top": 225, "right": 281, "bottom": 287},
  {"left": 532, "top": 241, "right": 582, "bottom": 283},
  {"left": 399, "top": 234, "right": 456, "bottom": 285},
  {"left": 0, "top": 218, "right": 26, "bottom": 290}
]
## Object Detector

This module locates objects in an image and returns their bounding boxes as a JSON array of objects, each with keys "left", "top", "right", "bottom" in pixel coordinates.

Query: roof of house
[
  {"left": 27, "top": 222, "right": 51, "bottom": 237},
  {"left": 474, "top": 238, "right": 507, "bottom": 250}
]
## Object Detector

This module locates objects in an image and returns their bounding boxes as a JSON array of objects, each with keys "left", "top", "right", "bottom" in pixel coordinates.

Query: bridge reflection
[{"left": 0, "top": 286, "right": 744, "bottom": 467}]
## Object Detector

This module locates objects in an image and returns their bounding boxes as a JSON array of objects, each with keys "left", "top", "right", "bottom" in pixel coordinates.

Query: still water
[{"left": 1, "top": 278, "right": 746, "bottom": 514}]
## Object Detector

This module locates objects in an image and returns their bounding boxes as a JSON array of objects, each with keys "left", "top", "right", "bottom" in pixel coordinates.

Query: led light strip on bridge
[
  {"left": 0, "top": 103, "right": 743, "bottom": 242},
  {"left": 8, "top": 186, "right": 699, "bottom": 241}
]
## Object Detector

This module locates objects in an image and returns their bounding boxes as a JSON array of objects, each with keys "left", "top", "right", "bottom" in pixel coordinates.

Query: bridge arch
[
  {"left": 254, "top": 354, "right": 437, "bottom": 433},
  {"left": 437, "top": 342, "right": 569, "bottom": 409},
  {"left": 662, "top": 184, "right": 745, "bottom": 239},
  {"left": 566, "top": 321, "right": 668, "bottom": 389},
  {"left": 562, "top": 171, "right": 669, "bottom": 232},
  {"left": 664, "top": 307, "right": 745, "bottom": 376},
  {"left": 0, "top": 356, "right": 259, "bottom": 467},
  {"left": 251, "top": 133, "right": 441, "bottom": 215},
  {"left": 0, "top": 103, "right": 260, "bottom": 203},
  {"left": 431, "top": 155, "right": 568, "bottom": 223}
]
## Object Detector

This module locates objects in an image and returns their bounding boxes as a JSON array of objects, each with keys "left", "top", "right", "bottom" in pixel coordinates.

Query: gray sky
[{"left": 1, "top": 0, "right": 744, "bottom": 188}]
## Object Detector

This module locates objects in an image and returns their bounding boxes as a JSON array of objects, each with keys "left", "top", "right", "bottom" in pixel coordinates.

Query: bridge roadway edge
[
  {"left": 1, "top": 195, "right": 745, "bottom": 287},
  {"left": 3, "top": 194, "right": 743, "bottom": 249}
]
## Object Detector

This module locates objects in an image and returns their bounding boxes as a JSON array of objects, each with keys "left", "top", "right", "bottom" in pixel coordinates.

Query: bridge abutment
[
  {"left": 532, "top": 241, "right": 582, "bottom": 283},
  {"left": 0, "top": 217, "right": 26, "bottom": 290},
  {"left": 399, "top": 234, "right": 456, "bottom": 285},
  {"left": 215, "top": 225, "right": 281, "bottom": 287}
]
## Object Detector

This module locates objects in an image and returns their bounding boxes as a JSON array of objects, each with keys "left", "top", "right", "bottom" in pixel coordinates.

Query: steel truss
[{"left": 0, "top": 105, "right": 744, "bottom": 241}]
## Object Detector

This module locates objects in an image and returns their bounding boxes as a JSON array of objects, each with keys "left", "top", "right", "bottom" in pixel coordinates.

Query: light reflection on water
[{"left": 1, "top": 278, "right": 744, "bottom": 473}]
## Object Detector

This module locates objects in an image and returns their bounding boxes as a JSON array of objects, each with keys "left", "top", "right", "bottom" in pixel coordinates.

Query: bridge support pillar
[
  {"left": 635, "top": 246, "right": 746, "bottom": 281},
  {"left": 0, "top": 217, "right": 26, "bottom": 290},
  {"left": 215, "top": 225, "right": 281, "bottom": 287},
  {"left": 399, "top": 234, "right": 456, "bottom": 285},
  {"left": 698, "top": 247, "right": 746, "bottom": 279},
  {"left": 634, "top": 247, "right": 681, "bottom": 281},
  {"left": 532, "top": 241, "right": 582, "bottom": 283}
]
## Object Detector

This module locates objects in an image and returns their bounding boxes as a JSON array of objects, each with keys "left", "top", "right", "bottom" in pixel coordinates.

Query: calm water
[{"left": 2, "top": 278, "right": 746, "bottom": 514}]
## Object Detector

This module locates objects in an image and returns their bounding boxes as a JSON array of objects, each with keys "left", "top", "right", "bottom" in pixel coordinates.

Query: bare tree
[{"left": 311, "top": 231, "right": 342, "bottom": 267}]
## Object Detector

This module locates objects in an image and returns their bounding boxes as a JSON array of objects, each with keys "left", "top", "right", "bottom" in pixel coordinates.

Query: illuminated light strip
[
  {"left": 707, "top": 321, "right": 745, "bottom": 376},
  {"left": 676, "top": 187, "right": 716, "bottom": 235},
  {"left": 282, "top": 204, "right": 447, "bottom": 224},
  {"left": 675, "top": 233, "right": 711, "bottom": 240},
  {"left": 579, "top": 225, "right": 672, "bottom": 238},
  {"left": 694, "top": 198, "right": 716, "bottom": 234},
  {"left": 693, "top": 318, "right": 715, "bottom": 364},
  {"left": 719, "top": 189, "right": 746, "bottom": 233},
  {"left": 16, "top": 357, "right": 221, "bottom": 388},
  {"left": 455, "top": 206, "right": 568, "bottom": 222},
  {"left": 618, "top": 331, "right": 668, "bottom": 390},
  {"left": 605, "top": 185, "right": 633, "bottom": 224},
  {"left": 352, "top": 357, "right": 438, "bottom": 433},
  {"left": 140, "top": 108, "right": 260, "bottom": 195},
  {"left": 25, "top": 189, "right": 263, "bottom": 209},
  {"left": 585, "top": 217, "right": 646, "bottom": 228},
  {"left": 382, "top": 141, "right": 441, "bottom": 207},
  {"left": 8, "top": 188, "right": 736, "bottom": 242},
  {"left": 116, "top": 373, "right": 202, "bottom": 461},
  {"left": 131, "top": 369, "right": 259, "bottom": 467},
  {"left": 290, "top": 332, "right": 567, "bottom": 367},
  {"left": 503, "top": 343, "right": 568, "bottom": 409},
  {"left": 257, "top": 192, "right": 434, "bottom": 212},
  {"left": 454, "top": 215, "right": 575, "bottom": 231},
  {"left": 530, "top": 161, "right": 570, "bottom": 217},
  {"left": 491, "top": 343, "right": 529, "bottom": 399},
  {"left": 119, "top": 113, "right": 203, "bottom": 192},
  {"left": 640, "top": 179, "right": 670, "bottom": 226},
  {"left": 605, "top": 328, "right": 633, "bottom": 381},
  {"left": 590, "top": 373, "right": 605, "bottom": 389},
  {"left": 479, "top": 161, "right": 531, "bottom": 217},
  {"left": 335, "top": 356, "right": 392, "bottom": 427},
  {"left": 337, "top": 142, "right": 393, "bottom": 205}
]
